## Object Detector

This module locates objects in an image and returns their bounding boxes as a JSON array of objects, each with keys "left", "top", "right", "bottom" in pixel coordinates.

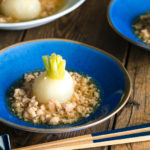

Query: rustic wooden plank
[
  {"left": 0, "top": 0, "right": 129, "bottom": 150},
  {"left": 111, "top": 45, "right": 150, "bottom": 150},
  {"left": 0, "top": 30, "right": 25, "bottom": 49},
  {"left": 24, "top": 0, "right": 127, "bottom": 61}
]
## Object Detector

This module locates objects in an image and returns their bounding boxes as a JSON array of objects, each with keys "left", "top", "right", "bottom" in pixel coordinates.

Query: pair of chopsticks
[{"left": 13, "top": 123, "right": 150, "bottom": 150}]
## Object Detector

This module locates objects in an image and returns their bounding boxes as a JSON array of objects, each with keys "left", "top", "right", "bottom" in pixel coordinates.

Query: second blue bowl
[{"left": 108, "top": 0, "right": 150, "bottom": 50}]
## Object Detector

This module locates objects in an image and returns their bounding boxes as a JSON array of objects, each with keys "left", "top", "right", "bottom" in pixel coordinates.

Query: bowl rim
[
  {"left": 107, "top": 0, "right": 150, "bottom": 51},
  {"left": 0, "top": 38, "right": 131, "bottom": 133},
  {"left": 0, "top": 0, "right": 85, "bottom": 27}
]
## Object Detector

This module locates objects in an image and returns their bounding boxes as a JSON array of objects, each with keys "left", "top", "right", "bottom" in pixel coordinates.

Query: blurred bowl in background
[
  {"left": 108, "top": 0, "right": 150, "bottom": 50},
  {"left": 0, "top": 0, "right": 85, "bottom": 30}
]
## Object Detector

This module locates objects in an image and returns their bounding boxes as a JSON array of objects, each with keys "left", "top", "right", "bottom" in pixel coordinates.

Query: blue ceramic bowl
[
  {"left": 0, "top": 39, "right": 131, "bottom": 133},
  {"left": 108, "top": 0, "right": 150, "bottom": 50}
]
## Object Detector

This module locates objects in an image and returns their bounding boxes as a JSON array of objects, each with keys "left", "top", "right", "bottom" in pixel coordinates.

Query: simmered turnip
[
  {"left": 32, "top": 71, "right": 74, "bottom": 104},
  {"left": 0, "top": 0, "right": 41, "bottom": 21},
  {"left": 32, "top": 53, "right": 74, "bottom": 104}
]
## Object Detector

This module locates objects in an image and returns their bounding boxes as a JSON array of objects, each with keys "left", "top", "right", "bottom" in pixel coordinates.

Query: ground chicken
[{"left": 9, "top": 71, "right": 100, "bottom": 125}]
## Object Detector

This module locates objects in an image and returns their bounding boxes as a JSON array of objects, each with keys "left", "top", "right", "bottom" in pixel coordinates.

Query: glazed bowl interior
[
  {"left": 0, "top": 39, "right": 131, "bottom": 133},
  {"left": 0, "top": 0, "right": 85, "bottom": 30},
  {"left": 108, "top": 0, "right": 150, "bottom": 50}
]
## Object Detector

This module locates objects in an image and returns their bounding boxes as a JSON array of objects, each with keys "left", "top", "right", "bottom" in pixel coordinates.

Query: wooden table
[{"left": 0, "top": 0, "right": 150, "bottom": 149}]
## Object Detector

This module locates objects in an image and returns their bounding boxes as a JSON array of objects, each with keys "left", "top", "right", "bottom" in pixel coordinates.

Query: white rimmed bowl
[{"left": 0, "top": 0, "right": 85, "bottom": 30}]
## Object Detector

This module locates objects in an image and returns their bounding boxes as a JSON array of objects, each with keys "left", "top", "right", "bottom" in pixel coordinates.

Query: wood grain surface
[
  {"left": 0, "top": 0, "right": 149, "bottom": 150},
  {"left": 111, "top": 46, "right": 150, "bottom": 150}
]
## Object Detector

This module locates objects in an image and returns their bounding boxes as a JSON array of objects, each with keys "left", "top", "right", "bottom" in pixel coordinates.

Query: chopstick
[
  {"left": 49, "top": 132, "right": 150, "bottom": 150},
  {"left": 13, "top": 123, "right": 150, "bottom": 150}
]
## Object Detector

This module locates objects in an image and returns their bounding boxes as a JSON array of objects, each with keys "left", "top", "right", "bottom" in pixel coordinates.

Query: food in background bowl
[
  {"left": 0, "top": 0, "right": 66, "bottom": 23},
  {"left": 133, "top": 12, "right": 150, "bottom": 44},
  {"left": 108, "top": 0, "right": 150, "bottom": 50},
  {"left": 8, "top": 53, "right": 100, "bottom": 125}
]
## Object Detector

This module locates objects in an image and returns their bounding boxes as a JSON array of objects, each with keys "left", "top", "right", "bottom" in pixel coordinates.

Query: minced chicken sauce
[
  {"left": 133, "top": 12, "right": 150, "bottom": 44},
  {"left": 0, "top": 0, "right": 66, "bottom": 23},
  {"left": 7, "top": 71, "right": 101, "bottom": 125}
]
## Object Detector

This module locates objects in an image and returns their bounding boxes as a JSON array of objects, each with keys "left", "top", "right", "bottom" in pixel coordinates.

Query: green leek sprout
[{"left": 42, "top": 53, "right": 66, "bottom": 80}]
